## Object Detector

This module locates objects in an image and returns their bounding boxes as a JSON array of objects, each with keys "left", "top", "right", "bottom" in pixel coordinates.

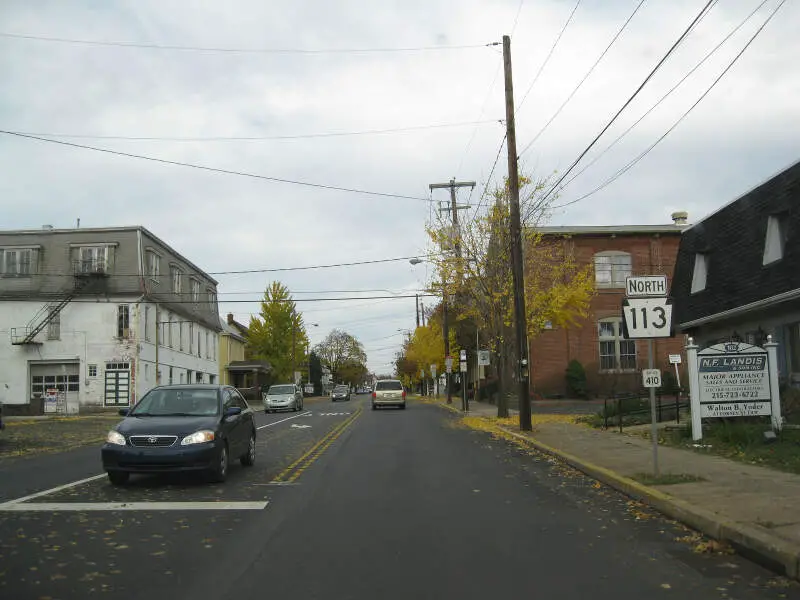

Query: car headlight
[
  {"left": 106, "top": 430, "right": 126, "bottom": 446},
  {"left": 181, "top": 430, "right": 215, "bottom": 445}
]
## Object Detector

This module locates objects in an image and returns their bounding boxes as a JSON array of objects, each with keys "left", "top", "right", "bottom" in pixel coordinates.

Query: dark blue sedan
[{"left": 101, "top": 385, "right": 257, "bottom": 486}]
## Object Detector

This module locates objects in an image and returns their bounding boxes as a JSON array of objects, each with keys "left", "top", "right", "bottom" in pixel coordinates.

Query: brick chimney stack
[{"left": 227, "top": 313, "right": 234, "bottom": 325}]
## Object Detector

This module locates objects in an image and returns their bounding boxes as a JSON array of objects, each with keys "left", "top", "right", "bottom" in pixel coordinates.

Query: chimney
[
  {"left": 671, "top": 211, "right": 689, "bottom": 226},
  {"left": 227, "top": 313, "right": 234, "bottom": 325}
]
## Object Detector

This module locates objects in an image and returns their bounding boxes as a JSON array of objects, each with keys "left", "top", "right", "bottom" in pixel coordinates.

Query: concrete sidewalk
[{"left": 438, "top": 397, "right": 800, "bottom": 580}]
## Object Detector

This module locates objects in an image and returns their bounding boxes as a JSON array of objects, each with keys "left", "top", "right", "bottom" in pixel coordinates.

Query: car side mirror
[
  {"left": 118, "top": 408, "right": 130, "bottom": 416},
  {"left": 225, "top": 406, "right": 242, "bottom": 417}
]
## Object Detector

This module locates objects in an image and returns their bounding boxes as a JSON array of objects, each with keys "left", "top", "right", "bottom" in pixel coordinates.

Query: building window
[
  {"left": 169, "top": 367, "right": 174, "bottom": 385},
  {"left": 763, "top": 215, "right": 787, "bottom": 265},
  {"left": 74, "top": 245, "right": 111, "bottom": 274},
  {"left": 88, "top": 364, "right": 98, "bottom": 378},
  {"left": 47, "top": 311, "right": 61, "bottom": 340},
  {"left": 189, "top": 322, "right": 194, "bottom": 353},
  {"left": 207, "top": 289, "right": 217, "bottom": 309},
  {"left": 1, "top": 247, "right": 37, "bottom": 276},
  {"left": 168, "top": 313, "right": 174, "bottom": 348},
  {"left": 206, "top": 332, "right": 210, "bottom": 358},
  {"left": 146, "top": 250, "right": 160, "bottom": 281},
  {"left": 690, "top": 253, "right": 708, "bottom": 294},
  {"left": 117, "top": 305, "right": 130, "bottom": 338},
  {"left": 179, "top": 321, "right": 184, "bottom": 351},
  {"left": 144, "top": 306, "right": 151, "bottom": 341},
  {"left": 191, "top": 279, "right": 201, "bottom": 304},
  {"left": 598, "top": 318, "right": 636, "bottom": 371},
  {"left": 594, "top": 252, "right": 631, "bottom": 288},
  {"left": 171, "top": 266, "right": 183, "bottom": 294},
  {"left": 196, "top": 372, "right": 203, "bottom": 383},
  {"left": 198, "top": 330, "right": 202, "bottom": 357}
]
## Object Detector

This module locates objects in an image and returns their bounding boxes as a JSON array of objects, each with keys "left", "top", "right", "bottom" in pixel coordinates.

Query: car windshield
[
  {"left": 130, "top": 388, "right": 220, "bottom": 416},
  {"left": 375, "top": 381, "right": 403, "bottom": 391},
  {"left": 334, "top": 386, "right": 348, "bottom": 392},
  {"left": 268, "top": 385, "right": 295, "bottom": 395}
]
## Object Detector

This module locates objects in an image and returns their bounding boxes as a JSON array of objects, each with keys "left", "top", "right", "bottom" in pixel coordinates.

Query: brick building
[{"left": 529, "top": 215, "right": 688, "bottom": 398}]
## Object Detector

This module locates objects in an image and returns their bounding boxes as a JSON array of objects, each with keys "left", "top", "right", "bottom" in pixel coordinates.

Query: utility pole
[
  {"left": 420, "top": 302, "right": 425, "bottom": 326},
  {"left": 154, "top": 306, "right": 160, "bottom": 386},
  {"left": 503, "top": 34, "right": 532, "bottom": 432},
  {"left": 291, "top": 324, "right": 296, "bottom": 385},
  {"left": 430, "top": 179, "right": 475, "bottom": 405},
  {"left": 415, "top": 294, "right": 420, "bottom": 328}
]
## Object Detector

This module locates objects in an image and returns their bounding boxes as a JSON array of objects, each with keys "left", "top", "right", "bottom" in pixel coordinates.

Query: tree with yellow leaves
[{"left": 425, "top": 172, "right": 594, "bottom": 418}]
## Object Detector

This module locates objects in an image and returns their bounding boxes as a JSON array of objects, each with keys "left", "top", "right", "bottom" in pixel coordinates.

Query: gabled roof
[
  {"left": 672, "top": 160, "right": 800, "bottom": 329},
  {"left": 219, "top": 317, "right": 246, "bottom": 342}
]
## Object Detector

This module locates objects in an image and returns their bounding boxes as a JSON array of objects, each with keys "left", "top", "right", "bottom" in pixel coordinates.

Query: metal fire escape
[{"left": 10, "top": 258, "right": 108, "bottom": 345}]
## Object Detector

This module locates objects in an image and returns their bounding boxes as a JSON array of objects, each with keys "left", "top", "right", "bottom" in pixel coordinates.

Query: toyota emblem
[{"left": 148, "top": 436, "right": 158, "bottom": 444}]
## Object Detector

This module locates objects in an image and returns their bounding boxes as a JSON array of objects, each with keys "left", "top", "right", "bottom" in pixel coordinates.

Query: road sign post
[
  {"left": 624, "top": 276, "right": 674, "bottom": 478},
  {"left": 445, "top": 356, "right": 453, "bottom": 404},
  {"left": 668, "top": 353, "right": 682, "bottom": 388},
  {"left": 459, "top": 356, "right": 468, "bottom": 412}
]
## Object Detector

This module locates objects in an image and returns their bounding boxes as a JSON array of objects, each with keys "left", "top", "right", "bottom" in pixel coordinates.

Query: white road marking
[
  {"left": 317, "top": 412, "right": 351, "bottom": 416},
  {"left": 0, "top": 473, "right": 107, "bottom": 507},
  {"left": 257, "top": 411, "right": 311, "bottom": 430},
  {"left": 290, "top": 424, "right": 312, "bottom": 429},
  {"left": 0, "top": 501, "right": 268, "bottom": 512}
]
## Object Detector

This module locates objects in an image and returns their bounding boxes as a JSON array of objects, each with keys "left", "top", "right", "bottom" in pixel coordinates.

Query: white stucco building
[{"left": 0, "top": 226, "right": 220, "bottom": 413}]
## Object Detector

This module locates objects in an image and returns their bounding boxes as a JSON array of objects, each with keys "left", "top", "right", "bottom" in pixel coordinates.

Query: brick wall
[{"left": 529, "top": 231, "right": 686, "bottom": 398}]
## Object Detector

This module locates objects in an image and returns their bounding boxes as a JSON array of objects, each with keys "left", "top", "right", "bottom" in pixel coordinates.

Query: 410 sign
[{"left": 621, "top": 297, "right": 674, "bottom": 339}]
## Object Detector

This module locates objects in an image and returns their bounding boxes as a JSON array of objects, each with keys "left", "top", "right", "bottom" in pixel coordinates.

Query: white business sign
[
  {"left": 477, "top": 350, "right": 490, "bottom": 366},
  {"left": 459, "top": 349, "right": 467, "bottom": 361},
  {"left": 668, "top": 354, "right": 682, "bottom": 364},
  {"left": 626, "top": 275, "right": 668, "bottom": 297},
  {"left": 445, "top": 356, "right": 453, "bottom": 373},
  {"left": 621, "top": 297, "right": 673, "bottom": 339},
  {"left": 697, "top": 342, "right": 771, "bottom": 418},
  {"left": 430, "top": 364, "right": 437, "bottom": 377},
  {"left": 460, "top": 361, "right": 467, "bottom": 373},
  {"left": 642, "top": 369, "right": 662, "bottom": 388}
]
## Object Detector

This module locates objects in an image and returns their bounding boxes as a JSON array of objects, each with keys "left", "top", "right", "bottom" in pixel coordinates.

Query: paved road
[{"left": 0, "top": 394, "right": 797, "bottom": 600}]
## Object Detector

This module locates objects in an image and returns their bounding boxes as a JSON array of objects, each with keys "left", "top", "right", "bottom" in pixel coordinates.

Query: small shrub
[{"left": 565, "top": 359, "right": 588, "bottom": 398}]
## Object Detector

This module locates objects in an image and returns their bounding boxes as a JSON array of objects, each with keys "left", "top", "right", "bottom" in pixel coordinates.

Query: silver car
[
  {"left": 372, "top": 379, "right": 406, "bottom": 410},
  {"left": 264, "top": 384, "right": 303, "bottom": 413}
]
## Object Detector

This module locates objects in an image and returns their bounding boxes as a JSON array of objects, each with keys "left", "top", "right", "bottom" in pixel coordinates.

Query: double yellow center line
[{"left": 271, "top": 407, "right": 362, "bottom": 483}]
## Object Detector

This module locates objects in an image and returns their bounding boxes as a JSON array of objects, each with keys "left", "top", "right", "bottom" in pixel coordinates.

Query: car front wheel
[
  {"left": 210, "top": 444, "right": 229, "bottom": 483},
  {"left": 107, "top": 471, "right": 129, "bottom": 486},
  {"left": 241, "top": 432, "right": 256, "bottom": 467}
]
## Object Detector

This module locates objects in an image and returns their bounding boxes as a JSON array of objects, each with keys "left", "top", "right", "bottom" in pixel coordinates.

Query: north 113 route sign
[{"left": 621, "top": 297, "right": 674, "bottom": 339}]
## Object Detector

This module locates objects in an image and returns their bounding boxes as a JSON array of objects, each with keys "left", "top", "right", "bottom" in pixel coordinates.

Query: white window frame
[
  {"left": 190, "top": 278, "right": 201, "bottom": 304},
  {"left": 171, "top": 266, "right": 183, "bottom": 294},
  {"left": 179, "top": 321, "right": 185, "bottom": 351},
  {"left": 598, "top": 318, "right": 636, "bottom": 372},
  {"left": 117, "top": 305, "right": 131, "bottom": 339},
  {"left": 763, "top": 215, "right": 787, "bottom": 265},
  {"left": 691, "top": 253, "right": 708, "bottom": 294},
  {"left": 0, "top": 247, "right": 38, "bottom": 276},
  {"left": 146, "top": 250, "right": 161, "bottom": 282},
  {"left": 189, "top": 322, "right": 194, "bottom": 353},
  {"left": 88, "top": 364, "right": 98, "bottom": 378},
  {"left": 168, "top": 313, "right": 174, "bottom": 348},
  {"left": 73, "top": 245, "right": 112, "bottom": 274},
  {"left": 593, "top": 251, "right": 631, "bottom": 288},
  {"left": 207, "top": 288, "right": 217, "bottom": 309},
  {"left": 144, "top": 306, "right": 151, "bottom": 342},
  {"left": 47, "top": 311, "right": 61, "bottom": 340}
]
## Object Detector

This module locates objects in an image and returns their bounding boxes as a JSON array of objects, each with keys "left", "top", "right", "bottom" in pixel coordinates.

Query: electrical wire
[
  {"left": 38, "top": 293, "right": 437, "bottom": 304},
  {"left": 551, "top": 0, "right": 787, "bottom": 210},
  {"left": 0, "top": 130, "right": 431, "bottom": 202},
  {"left": 516, "top": 0, "right": 582, "bottom": 114},
  {"left": 0, "top": 32, "right": 498, "bottom": 54},
  {"left": 10, "top": 120, "right": 501, "bottom": 143},
  {"left": 556, "top": 0, "right": 772, "bottom": 193},
  {"left": 538, "top": 0, "right": 717, "bottom": 205},
  {"left": 518, "top": 0, "right": 647, "bottom": 157}
]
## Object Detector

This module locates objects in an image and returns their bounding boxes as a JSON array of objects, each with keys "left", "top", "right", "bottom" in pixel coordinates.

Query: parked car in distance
[
  {"left": 101, "top": 385, "right": 256, "bottom": 485},
  {"left": 372, "top": 379, "right": 406, "bottom": 410},
  {"left": 331, "top": 385, "right": 351, "bottom": 402},
  {"left": 264, "top": 384, "right": 304, "bottom": 413}
]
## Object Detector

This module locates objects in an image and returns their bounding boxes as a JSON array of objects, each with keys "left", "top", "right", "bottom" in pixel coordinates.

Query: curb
[{"left": 497, "top": 426, "right": 800, "bottom": 580}]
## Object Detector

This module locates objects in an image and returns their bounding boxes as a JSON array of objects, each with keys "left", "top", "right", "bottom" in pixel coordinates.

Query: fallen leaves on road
[{"left": 0, "top": 416, "right": 117, "bottom": 459}]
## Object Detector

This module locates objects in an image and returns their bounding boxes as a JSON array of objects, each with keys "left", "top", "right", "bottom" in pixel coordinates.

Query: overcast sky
[{"left": 1, "top": 0, "right": 797, "bottom": 374}]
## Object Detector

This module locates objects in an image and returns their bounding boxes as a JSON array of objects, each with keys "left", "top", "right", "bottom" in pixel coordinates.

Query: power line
[
  {"left": 538, "top": 0, "right": 717, "bottom": 205},
  {"left": 552, "top": 0, "right": 786, "bottom": 210},
  {"left": 0, "top": 31, "right": 498, "bottom": 55},
  {"left": 556, "top": 0, "right": 772, "bottom": 192},
  {"left": 10, "top": 120, "right": 501, "bottom": 143},
  {"left": 27, "top": 293, "right": 438, "bottom": 304},
  {"left": 518, "top": 0, "right": 647, "bottom": 157},
  {"left": 215, "top": 288, "right": 427, "bottom": 296},
  {"left": 516, "top": 0, "right": 582, "bottom": 114},
  {"left": 27, "top": 254, "right": 431, "bottom": 278},
  {"left": 0, "top": 130, "right": 431, "bottom": 202},
  {"left": 471, "top": 133, "right": 507, "bottom": 220}
]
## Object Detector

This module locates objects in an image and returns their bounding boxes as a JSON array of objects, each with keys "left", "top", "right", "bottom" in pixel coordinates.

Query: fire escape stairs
[{"left": 11, "top": 277, "right": 94, "bottom": 345}]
